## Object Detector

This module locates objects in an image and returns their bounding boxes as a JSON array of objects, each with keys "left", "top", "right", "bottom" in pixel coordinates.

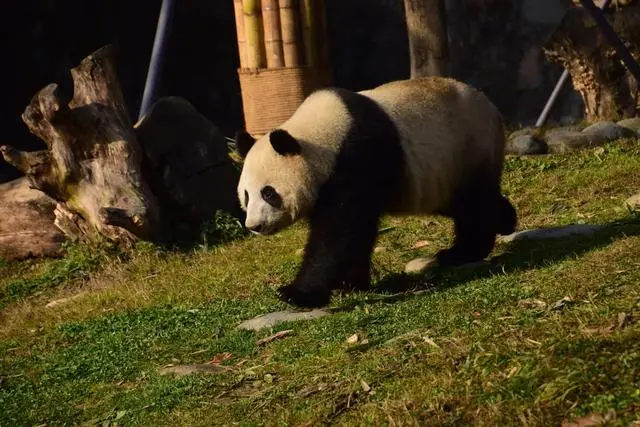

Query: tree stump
[
  {"left": 544, "top": 3, "right": 640, "bottom": 122},
  {"left": 1, "top": 45, "right": 241, "bottom": 249}
]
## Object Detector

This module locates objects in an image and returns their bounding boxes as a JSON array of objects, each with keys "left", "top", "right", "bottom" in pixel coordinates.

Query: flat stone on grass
[
  {"left": 498, "top": 224, "right": 601, "bottom": 243},
  {"left": 625, "top": 193, "right": 640, "bottom": 211},
  {"left": 237, "top": 308, "right": 332, "bottom": 331},
  {"left": 159, "top": 364, "right": 228, "bottom": 377}
]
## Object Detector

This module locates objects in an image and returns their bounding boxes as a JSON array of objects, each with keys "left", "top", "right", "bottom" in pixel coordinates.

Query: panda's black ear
[
  {"left": 235, "top": 129, "right": 256, "bottom": 158},
  {"left": 270, "top": 129, "right": 301, "bottom": 156}
]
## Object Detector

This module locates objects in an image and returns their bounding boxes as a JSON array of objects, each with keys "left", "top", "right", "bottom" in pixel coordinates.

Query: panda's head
[{"left": 235, "top": 128, "right": 317, "bottom": 236}]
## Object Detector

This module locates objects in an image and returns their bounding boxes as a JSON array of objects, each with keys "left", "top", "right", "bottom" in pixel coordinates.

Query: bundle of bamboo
[
  {"left": 233, "top": 0, "right": 332, "bottom": 136},
  {"left": 233, "top": 0, "right": 329, "bottom": 70}
]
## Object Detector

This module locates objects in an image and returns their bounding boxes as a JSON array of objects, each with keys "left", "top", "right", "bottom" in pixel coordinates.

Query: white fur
[{"left": 238, "top": 77, "right": 505, "bottom": 234}]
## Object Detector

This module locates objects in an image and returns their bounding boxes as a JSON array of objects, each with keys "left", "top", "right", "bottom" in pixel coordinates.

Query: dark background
[{"left": 0, "top": 0, "right": 578, "bottom": 183}]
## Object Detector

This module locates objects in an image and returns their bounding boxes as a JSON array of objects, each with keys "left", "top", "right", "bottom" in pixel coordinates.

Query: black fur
[
  {"left": 277, "top": 88, "right": 405, "bottom": 308},
  {"left": 270, "top": 129, "right": 302, "bottom": 156},
  {"left": 277, "top": 89, "right": 517, "bottom": 309},
  {"left": 235, "top": 130, "right": 256, "bottom": 158}
]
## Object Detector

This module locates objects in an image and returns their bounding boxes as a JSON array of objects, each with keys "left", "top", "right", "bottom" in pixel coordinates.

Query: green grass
[{"left": 1, "top": 140, "right": 640, "bottom": 426}]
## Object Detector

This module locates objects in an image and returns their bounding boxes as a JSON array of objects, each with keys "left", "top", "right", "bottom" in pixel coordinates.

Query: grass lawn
[{"left": 1, "top": 140, "right": 640, "bottom": 426}]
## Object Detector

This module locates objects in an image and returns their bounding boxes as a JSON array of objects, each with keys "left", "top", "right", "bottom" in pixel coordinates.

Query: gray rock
[
  {"left": 546, "top": 130, "right": 607, "bottom": 154},
  {"left": 581, "top": 121, "right": 637, "bottom": 140},
  {"left": 616, "top": 117, "right": 640, "bottom": 134},
  {"left": 625, "top": 193, "right": 640, "bottom": 211},
  {"left": 544, "top": 125, "right": 585, "bottom": 138},
  {"left": 404, "top": 256, "right": 439, "bottom": 274},
  {"left": 508, "top": 127, "right": 536, "bottom": 140},
  {"left": 498, "top": 224, "right": 601, "bottom": 243},
  {"left": 237, "top": 308, "right": 332, "bottom": 331},
  {"left": 506, "top": 134, "right": 547, "bottom": 155}
]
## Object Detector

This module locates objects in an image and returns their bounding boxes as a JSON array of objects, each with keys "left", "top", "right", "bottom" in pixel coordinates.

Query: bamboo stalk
[
  {"left": 299, "top": 0, "right": 318, "bottom": 67},
  {"left": 262, "top": 0, "right": 285, "bottom": 68},
  {"left": 279, "top": 0, "right": 301, "bottom": 66},
  {"left": 233, "top": 0, "right": 248, "bottom": 68},
  {"left": 243, "top": 0, "right": 266, "bottom": 69}
]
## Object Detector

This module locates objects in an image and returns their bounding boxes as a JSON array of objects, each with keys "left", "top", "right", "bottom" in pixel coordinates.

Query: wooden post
[{"left": 403, "top": 0, "right": 449, "bottom": 78}]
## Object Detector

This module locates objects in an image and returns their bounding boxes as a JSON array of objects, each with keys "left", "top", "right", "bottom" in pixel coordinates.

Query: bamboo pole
[
  {"left": 243, "top": 0, "right": 266, "bottom": 69},
  {"left": 299, "top": 0, "right": 318, "bottom": 67},
  {"left": 279, "top": 0, "right": 301, "bottom": 66},
  {"left": 233, "top": 0, "right": 248, "bottom": 68},
  {"left": 262, "top": 0, "right": 285, "bottom": 68}
]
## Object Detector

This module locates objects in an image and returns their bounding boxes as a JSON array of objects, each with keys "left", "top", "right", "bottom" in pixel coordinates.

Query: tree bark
[
  {"left": 403, "top": 0, "right": 449, "bottom": 78},
  {"left": 1, "top": 45, "right": 241, "bottom": 252},
  {"left": 544, "top": 3, "right": 640, "bottom": 122},
  {"left": 1, "top": 45, "right": 159, "bottom": 246}
]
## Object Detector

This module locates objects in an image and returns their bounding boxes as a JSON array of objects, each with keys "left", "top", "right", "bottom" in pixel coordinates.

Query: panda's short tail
[{"left": 496, "top": 194, "right": 517, "bottom": 236}]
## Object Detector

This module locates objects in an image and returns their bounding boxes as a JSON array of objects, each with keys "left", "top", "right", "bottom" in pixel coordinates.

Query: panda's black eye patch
[{"left": 261, "top": 185, "right": 282, "bottom": 208}]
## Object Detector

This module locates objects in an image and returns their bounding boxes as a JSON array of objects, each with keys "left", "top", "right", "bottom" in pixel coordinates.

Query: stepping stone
[
  {"left": 498, "top": 224, "right": 601, "bottom": 243},
  {"left": 237, "top": 308, "right": 332, "bottom": 331},
  {"left": 159, "top": 364, "right": 227, "bottom": 377}
]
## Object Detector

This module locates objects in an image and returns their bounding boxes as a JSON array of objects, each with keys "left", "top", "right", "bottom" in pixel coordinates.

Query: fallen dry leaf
[
  {"left": 422, "top": 336, "right": 440, "bottom": 348},
  {"left": 412, "top": 240, "right": 430, "bottom": 249},
  {"left": 360, "top": 379, "right": 371, "bottom": 393},
  {"left": 517, "top": 298, "right": 547, "bottom": 309},
  {"left": 551, "top": 296, "right": 575, "bottom": 311},
  {"left": 257, "top": 329, "right": 294, "bottom": 346},
  {"left": 346, "top": 334, "right": 359, "bottom": 344},
  {"left": 208, "top": 352, "right": 233, "bottom": 365}
]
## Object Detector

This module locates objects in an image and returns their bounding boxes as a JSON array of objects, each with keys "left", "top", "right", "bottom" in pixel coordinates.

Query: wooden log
[
  {"left": 262, "top": 0, "right": 285, "bottom": 68},
  {"left": 0, "top": 45, "right": 160, "bottom": 245},
  {"left": 233, "top": 0, "right": 248, "bottom": 68},
  {"left": 279, "top": 0, "right": 301, "bottom": 66},
  {"left": 243, "top": 0, "right": 266, "bottom": 68}
]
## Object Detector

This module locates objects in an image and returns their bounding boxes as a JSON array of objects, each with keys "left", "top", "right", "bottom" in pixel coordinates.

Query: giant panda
[{"left": 235, "top": 76, "right": 517, "bottom": 308}]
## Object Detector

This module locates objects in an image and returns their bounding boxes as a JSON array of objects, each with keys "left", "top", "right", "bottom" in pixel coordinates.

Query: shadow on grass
[{"left": 361, "top": 215, "right": 640, "bottom": 305}]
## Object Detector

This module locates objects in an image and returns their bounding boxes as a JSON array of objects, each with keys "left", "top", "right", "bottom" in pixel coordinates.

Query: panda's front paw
[{"left": 277, "top": 284, "right": 331, "bottom": 308}]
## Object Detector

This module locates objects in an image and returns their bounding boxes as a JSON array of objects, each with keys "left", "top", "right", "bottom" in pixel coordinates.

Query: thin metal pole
[
  {"left": 138, "top": 0, "right": 174, "bottom": 121},
  {"left": 535, "top": 69, "right": 570, "bottom": 127},
  {"left": 535, "top": 0, "right": 612, "bottom": 127}
]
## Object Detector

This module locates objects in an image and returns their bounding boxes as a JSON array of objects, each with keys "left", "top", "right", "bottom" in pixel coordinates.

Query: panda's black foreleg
[
  {"left": 435, "top": 179, "right": 501, "bottom": 266},
  {"left": 277, "top": 202, "right": 381, "bottom": 308}
]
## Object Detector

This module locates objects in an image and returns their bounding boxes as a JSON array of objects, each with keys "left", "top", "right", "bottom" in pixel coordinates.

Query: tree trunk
[
  {"left": 1, "top": 45, "right": 241, "bottom": 249},
  {"left": 544, "top": 3, "right": 640, "bottom": 122},
  {"left": 403, "top": 0, "right": 449, "bottom": 78}
]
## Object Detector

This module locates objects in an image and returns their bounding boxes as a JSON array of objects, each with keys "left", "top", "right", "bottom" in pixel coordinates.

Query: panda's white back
[{"left": 358, "top": 77, "right": 505, "bottom": 214}]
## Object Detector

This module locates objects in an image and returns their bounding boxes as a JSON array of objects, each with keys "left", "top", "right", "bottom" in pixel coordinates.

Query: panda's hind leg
[{"left": 435, "top": 175, "right": 507, "bottom": 267}]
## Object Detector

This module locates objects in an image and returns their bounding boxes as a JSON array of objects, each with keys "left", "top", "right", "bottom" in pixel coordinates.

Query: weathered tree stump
[
  {"left": 0, "top": 177, "right": 65, "bottom": 261},
  {"left": 1, "top": 45, "right": 241, "bottom": 249},
  {"left": 544, "top": 2, "right": 640, "bottom": 122}
]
